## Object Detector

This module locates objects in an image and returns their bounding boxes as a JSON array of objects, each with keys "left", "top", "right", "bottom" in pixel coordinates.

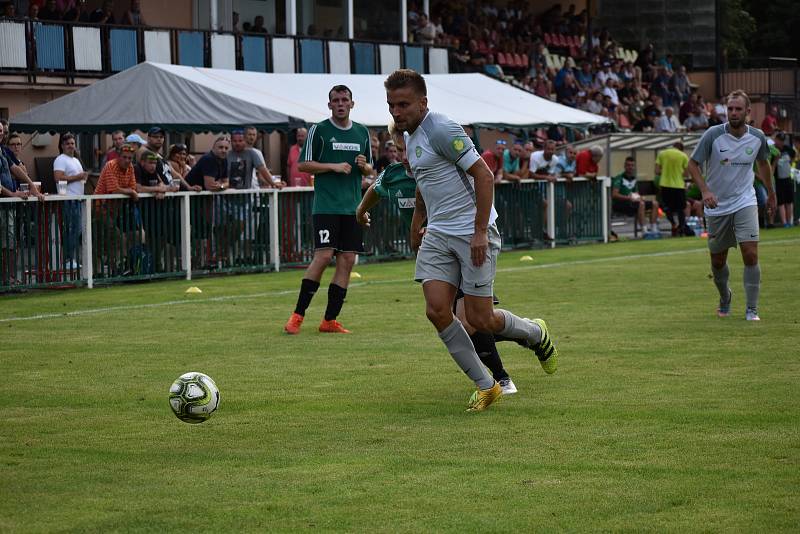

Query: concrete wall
[
  {"left": 140, "top": 0, "right": 194, "bottom": 30},
  {"left": 691, "top": 70, "right": 717, "bottom": 102}
]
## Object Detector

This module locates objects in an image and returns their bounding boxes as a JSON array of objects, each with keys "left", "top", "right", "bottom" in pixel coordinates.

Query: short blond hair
[{"left": 726, "top": 90, "right": 751, "bottom": 108}]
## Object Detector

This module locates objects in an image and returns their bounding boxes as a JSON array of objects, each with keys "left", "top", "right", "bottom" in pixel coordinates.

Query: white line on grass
[{"left": 2, "top": 238, "right": 798, "bottom": 323}]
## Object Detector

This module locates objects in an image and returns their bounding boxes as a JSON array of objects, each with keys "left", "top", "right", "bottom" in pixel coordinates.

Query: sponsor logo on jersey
[
  {"left": 332, "top": 142, "right": 361, "bottom": 151},
  {"left": 745, "top": 147, "right": 754, "bottom": 155},
  {"left": 415, "top": 146, "right": 423, "bottom": 158},
  {"left": 398, "top": 198, "right": 416, "bottom": 209},
  {"left": 720, "top": 158, "right": 751, "bottom": 167}
]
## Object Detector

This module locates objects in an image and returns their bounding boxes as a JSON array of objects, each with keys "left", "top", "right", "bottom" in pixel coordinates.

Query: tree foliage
[
  {"left": 719, "top": 0, "right": 756, "bottom": 66},
  {"left": 721, "top": 0, "right": 800, "bottom": 65}
]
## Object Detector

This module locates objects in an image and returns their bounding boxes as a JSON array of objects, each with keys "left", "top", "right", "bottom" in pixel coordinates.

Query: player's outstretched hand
[
  {"left": 356, "top": 210, "right": 371, "bottom": 227},
  {"left": 470, "top": 231, "right": 488, "bottom": 267},
  {"left": 334, "top": 162, "right": 352, "bottom": 174},
  {"left": 355, "top": 154, "right": 368, "bottom": 171},
  {"left": 702, "top": 190, "right": 718, "bottom": 209}
]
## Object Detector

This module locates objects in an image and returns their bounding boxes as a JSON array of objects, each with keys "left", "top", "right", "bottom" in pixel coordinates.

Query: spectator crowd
[
  {"left": 2, "top": 0, "right": 147, "bottom": 25},
  {"left": 408, "top": 0, "right": 734, "bottom": 139}
]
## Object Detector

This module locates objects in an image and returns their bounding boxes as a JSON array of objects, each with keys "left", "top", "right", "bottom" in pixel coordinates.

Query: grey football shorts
[
  {"left": 706, "top": 204, "right": 759, "bottom": 254},
  {"left": 414, "top": 225, "right": 501, "bottom": 298}
]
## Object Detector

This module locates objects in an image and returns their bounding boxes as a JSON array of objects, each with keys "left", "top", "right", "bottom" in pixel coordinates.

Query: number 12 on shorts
[{"left": 318, "top": 229, "right": 330, "bottom": 244}]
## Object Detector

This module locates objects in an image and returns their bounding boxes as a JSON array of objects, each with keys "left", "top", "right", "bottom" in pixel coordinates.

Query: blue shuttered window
[
  {"left": 34, "top": 23, "right": 65, "bottom": 70},
  {"left": 404, "top": 46, "right": 424, "bottom": 73},
  {"left": 242, "top": 36, "right": 267, "bottom": 72},
  {"left": 353, "top": 42, "right": 375, "bottom": 74},
  {"left": 178, "top": 32, "right": 204, "bottom": 67},
  {"left": 299, "top": 39, "right": 324, "bottom": 73},
  {"left": 109, "top": 29, "right": 138, "bottom": 72}
]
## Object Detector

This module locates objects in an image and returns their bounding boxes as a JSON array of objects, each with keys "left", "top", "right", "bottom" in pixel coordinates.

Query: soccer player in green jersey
[
  {"left": 357, "top": 124, "right": 518, "bottom": 395},
  {"left": 284, "top": 85, "right": 374, "bottom": 335}
]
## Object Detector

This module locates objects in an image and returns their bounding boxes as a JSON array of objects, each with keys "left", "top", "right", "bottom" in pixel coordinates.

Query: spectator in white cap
[
  {"left": 125, "top": 133, "right": 146, "bottom": 163},
  {"left": 125, "top": 133, "right": 146, "bottom": 148}
]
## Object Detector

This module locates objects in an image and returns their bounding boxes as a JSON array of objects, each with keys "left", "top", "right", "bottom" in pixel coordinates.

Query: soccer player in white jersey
[
  {"left": 688, "top": 90, "right": 776, "bottom": 321},
  {"left": 384, "top": 69, "right": 559, "bottom": 411}
]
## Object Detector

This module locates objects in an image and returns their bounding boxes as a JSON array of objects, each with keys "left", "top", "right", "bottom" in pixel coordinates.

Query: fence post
[
  {"left": 81, "top": 197, "right": 93, "bottom": 289},
  {"left": 547, "top": 181, "right": 556, "bottom": 249},
  {"left": 181, "top": 193, "right": 191, "bottom": 280},
  {"left": 600, "top": 177, "right": 609, "bottom": 244},
  {"left": 270, "top": 189, "right": 280, "bottom": 272}
]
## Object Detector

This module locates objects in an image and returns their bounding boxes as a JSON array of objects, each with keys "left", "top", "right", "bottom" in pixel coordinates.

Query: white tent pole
[
  {"left": 210, "top": 0, "right": 218, "bottom": 31},
  {"left": 286, "top": 0, "right": 297, "bottom": 35},
  {"left": 347, "top": 0, "right": 354, "bottom": 39},
  {"left": 401, "top": 0, "right": 407, "bottom": 43},
  {"left": 423, "top": 0, "right": 429, "bottom": 16}
]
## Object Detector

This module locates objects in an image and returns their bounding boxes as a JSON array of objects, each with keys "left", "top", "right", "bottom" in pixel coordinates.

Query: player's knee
[
  {"left": 425, "top": 303, "right": 451, "bottom": 327},
  {"left": 742, "top": 250, "right": 758, "bottom": 266},
  {"left": 315, "top": 249, "right": 335, "bottom": 263},
  {"left": 337, "top": 252, "right": 357, "bottom": 268},
  {"left": 710, "top": 255, "right": 726, "bottom": 270}
]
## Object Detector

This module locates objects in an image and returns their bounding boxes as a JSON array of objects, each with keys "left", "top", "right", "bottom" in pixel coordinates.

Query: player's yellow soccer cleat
[
  {"left": 319, "top": 319, "right": 351, "bottom": 334},
  {"left": 466, "top": 381, "right": 502, "bottom": 412},
  {"left": 530, "top": 318, "right": 558, "bottom": 374},
  {"left": 284, "top": 312, "right": 304, "bottom": 335}
]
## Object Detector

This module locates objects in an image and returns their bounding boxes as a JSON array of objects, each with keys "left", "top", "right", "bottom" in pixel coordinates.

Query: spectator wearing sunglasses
[{"left": 1, "top": 128, "right": 43, "bottom": 201}]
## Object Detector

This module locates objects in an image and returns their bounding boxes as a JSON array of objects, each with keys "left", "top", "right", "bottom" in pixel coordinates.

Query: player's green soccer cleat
[
  {"left": 529, "top": 318, "right": 558, "bottom": 374},
  {"left": 466, "top": 381, "right": 502, "bottom": 412}
]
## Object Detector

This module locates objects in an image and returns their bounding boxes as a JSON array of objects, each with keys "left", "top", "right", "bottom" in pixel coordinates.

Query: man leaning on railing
[
  {"left": 0, "top": 123, "right": 44, "bottom": 202},
  {"left": 94, "top": 143, "right": 142, "bottom": 274}
]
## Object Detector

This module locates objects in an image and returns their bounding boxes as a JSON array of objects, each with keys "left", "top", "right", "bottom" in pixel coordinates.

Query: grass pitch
[{"left": 1, "top": 230, "right": 799, "bottom": 532}]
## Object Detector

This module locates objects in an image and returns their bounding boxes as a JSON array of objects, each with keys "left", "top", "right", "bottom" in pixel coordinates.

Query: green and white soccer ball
[{"left": 168, "top": 372, "right": 220, "bottom": 424}]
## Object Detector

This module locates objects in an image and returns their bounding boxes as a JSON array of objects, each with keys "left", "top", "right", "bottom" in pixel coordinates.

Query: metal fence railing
[
  {"left": 719, "top": 57, "right": 799, "bottom": 101},
  {"left": 0, "top": 180, "right": 609, "bottom": 292}
]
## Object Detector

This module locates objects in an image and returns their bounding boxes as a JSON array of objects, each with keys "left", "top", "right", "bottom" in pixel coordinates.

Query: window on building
[
  {"left": 297, "top": 0, "right": 347, "bottom": 39},
  {"left": 354, "top": 0, "right": 401, "bottom": 41}
]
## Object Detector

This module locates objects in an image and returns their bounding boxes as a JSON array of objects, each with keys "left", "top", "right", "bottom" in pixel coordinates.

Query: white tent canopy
[{"left": 12, "top": 62, "right": 610, "bottom": 133}]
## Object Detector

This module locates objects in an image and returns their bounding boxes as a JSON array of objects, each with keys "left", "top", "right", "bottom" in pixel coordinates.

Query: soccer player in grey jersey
[
  {"left": 385, "top": 69, "right": 559, "bottom": 411},
  {"left": 688, "top": 90, "right": 776, "bottom": 321}
]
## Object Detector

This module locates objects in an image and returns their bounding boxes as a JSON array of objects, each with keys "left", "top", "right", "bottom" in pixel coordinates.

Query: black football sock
[
  {"left": 324, "top": 283, "right": 347, "bottom": 321},
  {"left": 470, "top": 331, "right": 509, "bottom": 381},
  {"left": 293, "top": 278, "right": 320, "bottom": 316}
]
